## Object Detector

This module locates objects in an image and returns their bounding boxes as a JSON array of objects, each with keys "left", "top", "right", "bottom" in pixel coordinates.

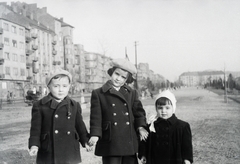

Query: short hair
[
  {"left": 48, "top": 74, "right": 70, "bottom": 85},
  {"left": 107, "top": 67, "right": 134, "bottom": 84},
  {"left": 155, "top": 97, "right": 172, "bottom": 107}
]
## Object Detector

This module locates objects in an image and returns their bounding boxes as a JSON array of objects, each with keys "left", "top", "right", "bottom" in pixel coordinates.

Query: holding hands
[
  {"left": 138, "top": 127, "right": 149, "bottom": 141},
  {"left": 86, "top": 136, "right": 99, "bottom": 152}
]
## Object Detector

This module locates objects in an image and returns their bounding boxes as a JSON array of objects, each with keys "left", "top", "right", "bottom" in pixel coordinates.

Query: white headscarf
[{"left": 149, "top": 90, "right": 177, "bottom": 132}]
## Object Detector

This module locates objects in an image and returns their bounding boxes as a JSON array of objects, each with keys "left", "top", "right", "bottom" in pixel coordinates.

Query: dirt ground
[{"left": 0, "top": 87, "right": 239, "bottom": 164}]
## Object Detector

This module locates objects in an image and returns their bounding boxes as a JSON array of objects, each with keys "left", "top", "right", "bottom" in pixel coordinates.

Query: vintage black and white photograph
[{"left": 0, "top": 0, "right": 240, "bottom": 164}]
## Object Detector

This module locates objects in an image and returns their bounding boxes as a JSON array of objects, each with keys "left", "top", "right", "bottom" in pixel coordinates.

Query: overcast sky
[{"left": 3, "top": 0, "right": 240, "bottom": 81}]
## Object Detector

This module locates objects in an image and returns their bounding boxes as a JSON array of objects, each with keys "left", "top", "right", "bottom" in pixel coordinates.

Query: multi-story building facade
[
  {"left": 84, "top": 52, "right": 111, "bottom": 91},
  {"left": 179, "top": 71, "right": 224, "bottom": 86}
]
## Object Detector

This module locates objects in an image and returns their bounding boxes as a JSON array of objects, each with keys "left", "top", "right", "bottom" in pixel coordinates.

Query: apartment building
[
  {"left": 0, "top": 2, "right": 56, "bottom": 99},
  {"left": 84, "top": 52, "right": 112, "bottom": 91},
  {"left": 179, "top": 71, "right": 224, "bottom": 86}
]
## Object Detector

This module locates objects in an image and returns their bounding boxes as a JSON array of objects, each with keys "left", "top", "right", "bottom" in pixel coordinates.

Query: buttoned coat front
[
  {"left": 28, "top": 94, "right": 89, "bottom": 164},
  {"left": 138, "top": 114, "right": 193, "bottom": 164},
  {"left": 90, "top": 80, "right": 147, "bottom": 156}
]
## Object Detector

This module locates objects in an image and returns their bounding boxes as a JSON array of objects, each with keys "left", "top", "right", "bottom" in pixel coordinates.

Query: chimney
[{"left": 60, "top": 17, "right": 63, "bottom": 22}]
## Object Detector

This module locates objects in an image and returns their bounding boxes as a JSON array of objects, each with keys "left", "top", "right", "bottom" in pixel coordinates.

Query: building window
[
  {"left": 13, "top": 68, "right": 18, "bottom": 76},
  {"left": 12, "top": 40, "right": 17, "bottom": 48},
  {"left": 4, "top": 52, "right": 10, "bottom": 60},
  {"left": 19, "top": 28, "right": 24, "bottom": 36},
  {"left": 11, "top": 25, "right": 17, "bottom": 34},
  {"left": 20, "top": 55, "right": 25, "bottom": 63},
  {"left": 4, "top": 37, "right": 9, "bottom": 46},
  {"left": 13, "top": 53, "right": 18, "bottom": 61},
  {"left": 5, "top": 67, "right": 11, "bottom": 75},
  {"left": 3, "top": 23, "right": 9, "bottom": 31},
  {"left": 19, "top": 42, "right": 24, "bottom": 49},
  {"left": 20, "top": 68, "right": 25, "bottom": 76}
]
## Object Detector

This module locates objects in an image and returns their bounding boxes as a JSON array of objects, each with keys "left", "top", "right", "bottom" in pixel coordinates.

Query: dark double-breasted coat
[
  {"left": 138, "top": 114, "right": 193, "bottom": 164},
  {"left": 28, "top": 94, "right": 89, "bottom": 164},
  {"left": 90, "top": 80, "right": 147, "bottom": 156}
]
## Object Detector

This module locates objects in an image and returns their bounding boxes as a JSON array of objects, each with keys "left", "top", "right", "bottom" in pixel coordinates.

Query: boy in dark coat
[
  {"left": 88, "top": 58, "right": 149, "bottom": 164},
  {"left": 139, "top": 90, "right": 193, "bottom": 164},
  {"left": 28, "top": 67, "right": 90, "bottom": 164}
]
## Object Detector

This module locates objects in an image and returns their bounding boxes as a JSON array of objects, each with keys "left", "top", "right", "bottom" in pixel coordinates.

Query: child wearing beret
[
  {"left": 88, "top": 58, "right": 149, "bottom": 164},
  {"left": 28, "top": 67, "right": 90, "bottom": 163},
  {"left": 139, "top": 90, "right": 193, "bottom": 164}
]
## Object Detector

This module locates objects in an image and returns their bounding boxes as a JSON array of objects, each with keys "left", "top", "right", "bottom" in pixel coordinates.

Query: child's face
[
  {"left": 156, "top": 103, "right": 174, "bottom": 119},
  {"left": 48, "top": 76, "right": 70, "bottom": 101},
  {"left": 110, "top": 68, "right": 128, "bottom": 88}
]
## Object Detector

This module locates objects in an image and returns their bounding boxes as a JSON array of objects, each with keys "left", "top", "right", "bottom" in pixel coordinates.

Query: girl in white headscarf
[{"left": 138, "top": 90, "right": 193, "bottom": 164}]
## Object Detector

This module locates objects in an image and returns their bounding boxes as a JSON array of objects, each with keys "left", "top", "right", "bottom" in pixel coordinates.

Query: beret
[
  {"left": 155, "top": 90, "right": 177, "bottom": 113},
  {"left": 46, "top": 67, "right": 72, "bottom": 85},
  {"left": 112, "top": 58, "right": 137, "bottom": 75}
]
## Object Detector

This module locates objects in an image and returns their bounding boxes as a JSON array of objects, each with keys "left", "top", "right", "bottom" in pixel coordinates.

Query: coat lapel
[{"left": 102, "top": 80, "right": 132, "bottom": 105}]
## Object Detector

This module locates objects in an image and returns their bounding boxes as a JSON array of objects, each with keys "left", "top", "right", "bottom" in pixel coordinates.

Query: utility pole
[
  {"left": 224, "top": 64, "right": 228, "bottom": 103},
  {"left": 134, "top": 41, "right": 138, "bottom": 90}
]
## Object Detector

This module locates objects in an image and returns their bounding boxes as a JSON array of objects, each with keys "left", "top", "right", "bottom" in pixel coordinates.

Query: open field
[{"left": 0, "top": 87, "right": 240, "bottom": 164}]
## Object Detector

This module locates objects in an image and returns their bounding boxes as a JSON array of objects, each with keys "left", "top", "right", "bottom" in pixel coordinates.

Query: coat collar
[
  {"left": 155, "top": 114, "right": 178, "bottom": 125},
  {"left": 102, "top": 80, "right": 132, "bottom": 93},
  {"left": 41, "top": 93, "right": 74, "bottom": 109},
  {"left": 102, "top": 80, "right": 132, "bottom": 103}
]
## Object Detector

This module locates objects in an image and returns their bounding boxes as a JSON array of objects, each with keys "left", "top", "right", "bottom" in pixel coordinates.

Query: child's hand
[
  {"left": 138, "top": 127, "right": 149, "bottom": 141},
  {"left": 184, "top": 159, "right": 191, "bottom": 164},
  {"left": 140, "top": 156, "right": 147, "bottom": 164},
  {"left": 85, "top": 142, "right": 93, "bottom": 152},
  {"left": 29, "top": 146, "right": 38, "bottom": 156},
  {"left": 88, "top": 136, "right": 99, "bottom": 146}
]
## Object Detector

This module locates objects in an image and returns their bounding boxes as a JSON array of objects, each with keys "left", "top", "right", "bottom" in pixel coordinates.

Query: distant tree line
[{"left": 204, "top": 74, "right": 240, "bottom": 91}]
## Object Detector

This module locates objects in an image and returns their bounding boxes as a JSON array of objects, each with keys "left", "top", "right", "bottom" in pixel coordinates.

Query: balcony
[
  {"left": 26, "top": 62, "right": 32, "bottom": 69},
  {"left": 31, "top": 33, "right": 38, "bottom": 39},
  {"left": 32, "top": 44, "right": 38, "bottom": 50},
  {"left": 25, "top": 36, "right": 32, "bottom": 43},
  {"left": 0, "top": 27, "right": 3, "bottom": 34},
  {"left": 0, "top": 58, "right": 4, "bottom": 65},
  {"left": 0, "top": 74, "right": 5, "bottom": 78},
  {"left": 26, "top": 49, "right": 33, "bottom": 56},
  {"left": 27, "top": 76, "right": 32, "bottom": 80},
  {"left": 0, "top": 43, "right": 4, "bottom": 49},
  {"left": 52, "top": 50, "right": 57, "bottom": 55},
  {"left": 53, "top": 61, "right": 58, "bottom": 65},
  {"left": 52, "top": 40, "right": 57, "bottom": 45},
  {"left": 33, "top": 56, "right": 38, "bottom": 62}
]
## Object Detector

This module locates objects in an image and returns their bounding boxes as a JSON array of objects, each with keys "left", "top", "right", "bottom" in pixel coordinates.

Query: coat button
[
  {"left": 67, "top": 131, "right": 70, "bottom": 135},
  {"left": 125, "top": 112, "right": 129, "bottom": 115},
  {"left": 126, "top": 122, "right": 130, "bottom": 125},
  {"left": 113, "top": 113, "right": 117, "bottom": 116},
  {"left": 112, "top": 104, "right": 115, "bottom": 106},
  {"left": 124, "top": 103, "right": 127, "bottom": 106},
  {"left": 55, "top": 130, "right": 58, "bottom": 134},
  {"left": 114, "top": 122, "right": 117, "bottom": 126},
  {"left": 67, "top": 116, "right": 70, "bottom": 119},
  {"left": 55, "top": 114, "right": 58, "bottom": 118}
]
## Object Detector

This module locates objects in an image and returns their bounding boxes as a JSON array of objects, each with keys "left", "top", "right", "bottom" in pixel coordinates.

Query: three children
[{"left": 28, "top": 61, "right": 193, "bottom": 164}]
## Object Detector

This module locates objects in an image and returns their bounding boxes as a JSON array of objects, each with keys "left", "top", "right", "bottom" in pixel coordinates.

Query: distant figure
[{"left": 139, "top": 90, "right": 193, "bottom": 164}]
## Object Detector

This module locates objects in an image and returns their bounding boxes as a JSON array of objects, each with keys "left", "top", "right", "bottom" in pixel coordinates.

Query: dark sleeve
[
  {"left": 89, "top": 90, "right": 102, "bottom": 138},
  {"left": 75, "top": 102, "right": 89, "bottom": 147},
  {"left": 132, "top": 90, "right": 147, "bottom": 129},
  {"left": 138, "top": 125, "right": 150, "bottom": 159},
  {"left": 28, "top": 103, "right": 42, "bottom": 149},
  {"left": 182, "top": 122, "right": 193, "bottom": 163}
]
